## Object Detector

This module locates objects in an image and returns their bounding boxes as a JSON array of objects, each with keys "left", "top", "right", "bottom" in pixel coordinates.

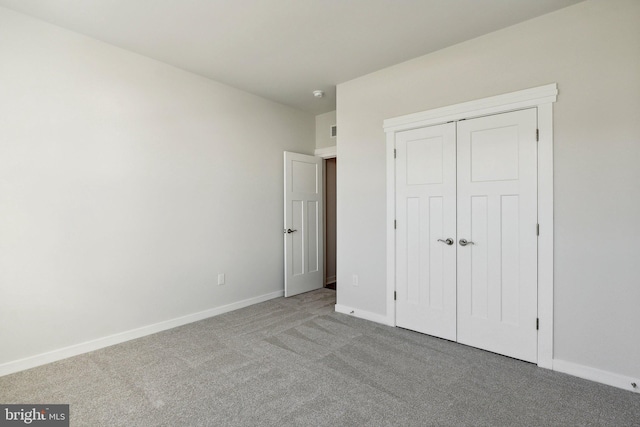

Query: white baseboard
[
  {"left": 0, "top": 290, "right": 284, "bottom": 377},
  {"left": 325, "top": 275, "right": 336, "bottom": 285},
  {"left": 330, "top": 307, "right": 640, "bottom": 394},
  {"left": 334, "top": 304, "right": 395, "bottom": 326},
  {"left": 553, "top": 359, "right": 640, "bottom": 393}
]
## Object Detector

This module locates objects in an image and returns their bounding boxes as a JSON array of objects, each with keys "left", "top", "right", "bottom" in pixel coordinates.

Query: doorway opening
[{"left": 324, "top": 157, "right": 337, "bottom": 290}]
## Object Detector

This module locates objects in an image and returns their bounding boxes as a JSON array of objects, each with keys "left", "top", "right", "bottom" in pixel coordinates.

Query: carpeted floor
[{"left": 1, "top": 289, "right": 639, "bottom": 426}]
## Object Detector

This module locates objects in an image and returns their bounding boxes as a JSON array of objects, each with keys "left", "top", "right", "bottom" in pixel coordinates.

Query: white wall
[
  {"left": 337, "top": 0, "right": 640, "bottom": 383},
  {"left": 0, "top": 7, "right": 314, "bottom": 369},
  {"left": 315, "top": 110, "right": 337, "bottom": 149}
]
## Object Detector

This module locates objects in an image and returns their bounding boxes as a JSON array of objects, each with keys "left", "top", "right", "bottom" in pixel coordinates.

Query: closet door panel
[
  {"left": 395, "top": 123, "right": 457, "bottom": 340},
  {"left": 457, "top": 108, "right": 538, "bottom": 363}
]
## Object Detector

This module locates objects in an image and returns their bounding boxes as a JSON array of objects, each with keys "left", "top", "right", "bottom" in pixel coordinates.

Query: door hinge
[
  {"left": 537, "top": 224, "right": 540, "bottom": 236},
  {"left": 394, "top": 291, "right": 397, "bottom": 301},
  {"left": 394, "top": 149, "right": 397, "bottom": 159},
  {"left": 536, "top": 129, "right": 539, "bottom": 141},
  {"left": 536, "top": 318, "right": 539, "bottom": 330},
  {"left": 394, "top": 220, "right": 397, "bottom": 229}
]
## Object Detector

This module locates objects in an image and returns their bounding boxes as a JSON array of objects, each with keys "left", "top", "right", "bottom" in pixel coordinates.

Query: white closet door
[
  {"left": 456, "top": 108, "right": 538, "bottom": 363},
  {"left": 395, "top": 123, "right": 457, "bottom": 340}
]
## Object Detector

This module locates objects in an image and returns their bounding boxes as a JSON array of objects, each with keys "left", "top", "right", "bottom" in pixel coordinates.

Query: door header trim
[
  {"left": 314, "top": 146, "right": 337, "bottom": 159},
  {"left": 383, "top": 83, "right": 557, "bottom": 133}
]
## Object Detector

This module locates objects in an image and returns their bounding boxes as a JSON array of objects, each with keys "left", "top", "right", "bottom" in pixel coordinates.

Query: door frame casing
[{"left": 383, "top": 84, "right": 557, "bottom": 369}]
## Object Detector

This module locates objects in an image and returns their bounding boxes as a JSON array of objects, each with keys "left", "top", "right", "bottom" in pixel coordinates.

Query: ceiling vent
[{"left": 330, "top": 125, "right": 337, "bottom": 138}]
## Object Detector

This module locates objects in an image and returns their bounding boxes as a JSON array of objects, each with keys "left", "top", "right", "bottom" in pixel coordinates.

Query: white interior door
[
  {"left": 395, "top": 123, "right": 457, "bottom": 340},
  {"left": 394, "top": 108, "right": 538, "bottom": 363},
  {"left": 457, "top": 108, "right": 538, "bottom": 363},
  {"left": 284, "top": 152, "right": 323, "bottom": 297}
]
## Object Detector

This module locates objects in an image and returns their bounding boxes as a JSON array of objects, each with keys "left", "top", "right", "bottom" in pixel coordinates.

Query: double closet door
[{"left": 395, "top": 108, "right": 538, "bottom": 363}]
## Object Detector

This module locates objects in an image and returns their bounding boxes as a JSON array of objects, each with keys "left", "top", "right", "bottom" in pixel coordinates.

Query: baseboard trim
[
  {"left": 334, "top": 304, "right": 395, "bottom": 326},
  {"left": 553, "top": 359, "right": 639, "bottom": 393},
  {"left": 325, "top": 275, "right": 336, "bottom": 285},
  {"left": 331, "top": 307, "right": 640, "bottom": 394},
  {"left": 0, "top": 290, "right": 284, "bottom": 377}
]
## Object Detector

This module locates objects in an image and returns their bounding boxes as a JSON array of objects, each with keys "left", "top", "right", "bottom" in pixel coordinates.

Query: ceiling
[{"left": 0, "top": 0, "right": 583, "bottom": 115}]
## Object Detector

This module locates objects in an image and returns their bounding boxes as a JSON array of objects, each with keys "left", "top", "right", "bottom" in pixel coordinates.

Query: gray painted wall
[
  {"left": 337, "top": 0, "right": 640, "bottom": 379},
  {"left": 315, "top": 110, "right": 337, "bottom": 149},
  {"left": 0, "top": 7, "right": 314, "bottom": 367}
]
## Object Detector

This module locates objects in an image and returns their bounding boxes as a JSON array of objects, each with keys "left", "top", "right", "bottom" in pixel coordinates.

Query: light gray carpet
[{"left": 1, "top": 289, "right": 639, "bottom": 426}]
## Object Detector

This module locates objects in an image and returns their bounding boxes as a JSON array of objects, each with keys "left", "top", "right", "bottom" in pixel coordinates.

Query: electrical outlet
[
  {"left": 352, "top": 274, "right": 359, "bottom": 286},
  {"left": 217, "top": 273, "right": 225, "bottom": 286}
]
